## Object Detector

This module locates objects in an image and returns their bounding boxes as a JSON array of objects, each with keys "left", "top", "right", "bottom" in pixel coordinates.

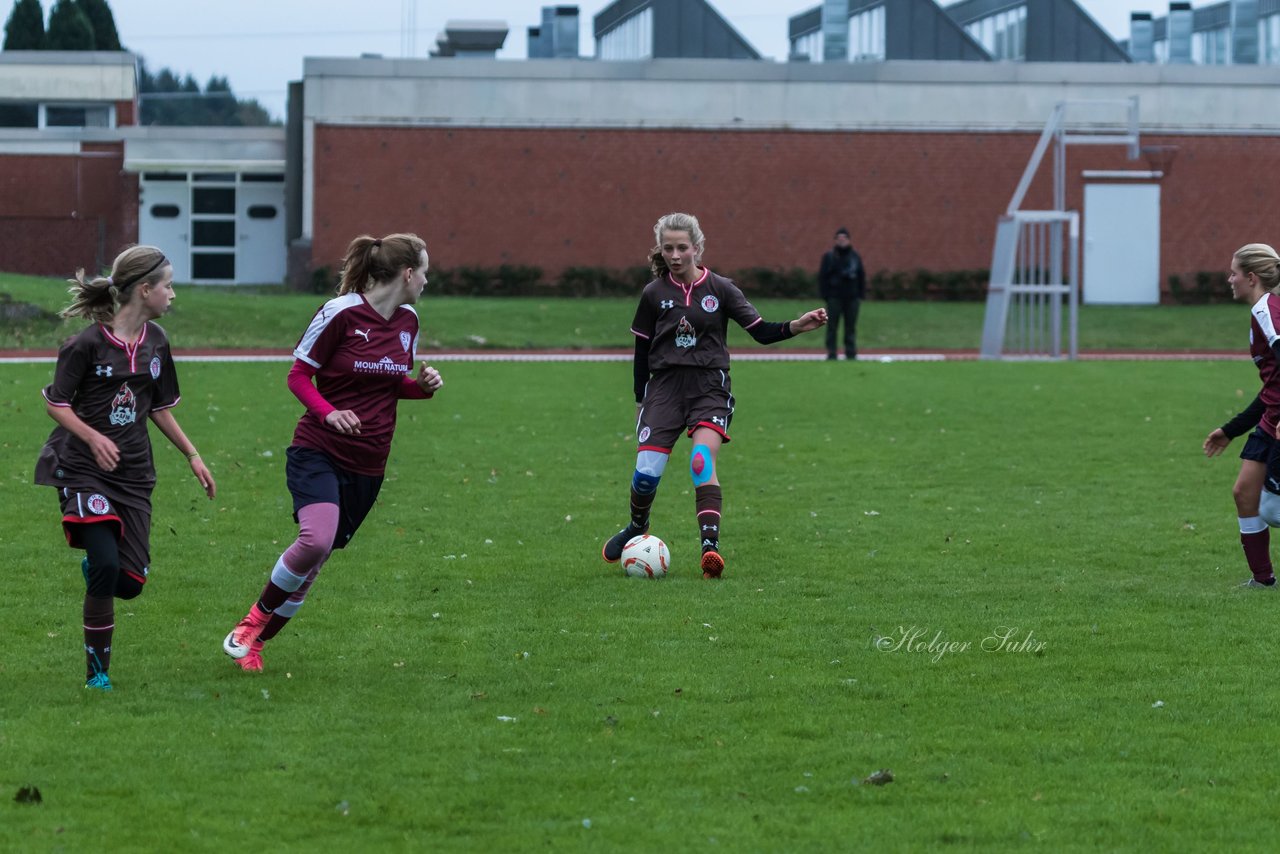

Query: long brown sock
[
  {"left": 1241, "top": 528, "right": 1275, "bottom": 582},
  {"left": 83, "top": 594, "right": 114, "bottom": 680},
  {"left": 696, "top": 484, "right": 722, "bottom": 554}
]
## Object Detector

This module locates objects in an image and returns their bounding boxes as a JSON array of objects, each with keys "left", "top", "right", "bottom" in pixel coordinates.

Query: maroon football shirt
[
  {"left": 291, "top": 294, "right": 419, "bottom": 476},
  {"left": 1251, "top": 292, "right": 1280, "bottom": 435}
]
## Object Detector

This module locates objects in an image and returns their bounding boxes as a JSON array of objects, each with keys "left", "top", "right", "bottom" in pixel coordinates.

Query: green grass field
[
  {"left": 1, "top": 355, "right": 1274, "bottom": 851},
  {"left": 0, "top": 271, "right": 1249, "bottom": 352}
]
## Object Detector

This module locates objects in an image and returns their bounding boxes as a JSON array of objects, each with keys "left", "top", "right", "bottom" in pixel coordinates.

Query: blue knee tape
[
  {"left": 690, "top": 444, "right": 714, "bottom": 486},
  {"left": 632, "top": 471, "right": 660, "bottom": 495}
]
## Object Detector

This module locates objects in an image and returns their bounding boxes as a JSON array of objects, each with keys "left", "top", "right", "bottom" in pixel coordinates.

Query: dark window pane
[
  {"left": 247, "top": 205, "right": 278, "bottom": 220},
  {"left": 193, "top": 172, "right": 235, "bottom": 182},
  {"left": 143, "top": 172, "right": 187, "bottom": 181},
  {"left": 0, "top": 104, "right": 39, "bottom": 127},
  {"left": 242, "top": 173, "right": 285, "bottom": 183},
  {"left": 194, "top": 220, "right": 236, "bottom": 247},
  {"left": 193, "top": 253, "right": 235, "bottom": 280},
  {"left": 193, "top": 188, "right": 235, "bottom": 214},
  {"left": 150, "top": 204, "right": 181, "bottom": 219},
  {"left": 46, "top": 106, "right": 87, "bottom": 127}
]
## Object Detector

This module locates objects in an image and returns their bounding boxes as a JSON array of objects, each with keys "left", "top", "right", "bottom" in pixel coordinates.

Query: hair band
[{"left": 116, "top": 255, "right": 169, "bottom": 290}]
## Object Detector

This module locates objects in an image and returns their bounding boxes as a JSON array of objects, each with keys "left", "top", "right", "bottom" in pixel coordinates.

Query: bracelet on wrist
[{"left": 185, "top": 451, "right": 200, "bottom": 460}]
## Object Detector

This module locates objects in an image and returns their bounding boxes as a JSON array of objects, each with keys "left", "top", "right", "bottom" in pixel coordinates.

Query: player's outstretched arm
[
  {"left": 150, "top": 408, "right": 216, "bottom": 498},
  {"left": 789, "top": 308, "right": 828, "bottom": 335}
]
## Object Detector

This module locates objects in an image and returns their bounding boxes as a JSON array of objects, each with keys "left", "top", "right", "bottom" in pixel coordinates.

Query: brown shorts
[
  {"left": 637, "top": 367, "right": 734, "bottom": 451},
  {"left": 57, "top": 487, "right": 152, "bottom": 579}
]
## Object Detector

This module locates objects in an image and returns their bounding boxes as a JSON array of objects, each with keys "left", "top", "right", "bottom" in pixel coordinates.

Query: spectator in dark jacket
[{"left": 818, "top": 227, "right": 866, "bottom": 361}]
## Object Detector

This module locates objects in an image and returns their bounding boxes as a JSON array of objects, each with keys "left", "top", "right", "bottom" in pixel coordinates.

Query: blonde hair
[
  {"left": 338, "top": 233, "right": 427, "bottom": 295},
  {"left": 649, "top": 212, "right": 706, "bottom": 278},
  {"left": 1235, "top": 243, "right": 1280, "bottom": 291},
  {"left": 62, "top": 245, "right": 169, "bottom": 323}
]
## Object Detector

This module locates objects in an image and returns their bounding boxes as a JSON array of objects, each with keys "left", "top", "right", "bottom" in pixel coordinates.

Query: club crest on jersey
[
  {"left": 639, "top": 426, "right": 651, "bottom": 443},
  {"left": 109, "top": 383, "right": 137, "bottom": 426},
  {"left": 94, "top": 364, "right": 112, "bottom": 377},
  {"left": 399, "top": 331, "right": 411, "bottom": 352},
  {"left": 675, "top": 316, "right": 697, "bottom": 349},
  {"left": 86, "top": 493, "right": 111, "bottom": 516},
  {"left": 149, "top": 356, "right": 161, "bottom": 380},
  {"left": 701, "top": 295, "right": 720, "bottom": 313}
]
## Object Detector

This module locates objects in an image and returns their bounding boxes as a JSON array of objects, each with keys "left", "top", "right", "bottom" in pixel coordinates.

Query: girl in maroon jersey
[
  {"left": 1203, "top": 243, "right": 1280, "bottom": 587},
  {"left": 222, "top": 233, "right": 443, "bottom": 672},
  {"left": 36, "top": 245, "right": 216, "bottom": 691},
  {"left": 601, "top": 212, "right": 827, "bottom": 578}
]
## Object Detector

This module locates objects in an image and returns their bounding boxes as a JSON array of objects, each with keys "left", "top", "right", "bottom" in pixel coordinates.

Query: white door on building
[
  {"left": 237, "top": 175, "right": 286, "bottom": 284},
  {"left": 1083, "top": 183, "right": 1161, "bottom": 305},
  {"left": 138, "top": 175, "right": 191, "bottom": 282}
]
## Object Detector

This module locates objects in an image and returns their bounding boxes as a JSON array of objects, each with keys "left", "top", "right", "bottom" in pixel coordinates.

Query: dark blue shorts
[
  {"left": 285, "top": 445, "right": 384, "bottom": 550},
  {"left": 1242, "top": 426, "right": 1274, "bottom": 464}
]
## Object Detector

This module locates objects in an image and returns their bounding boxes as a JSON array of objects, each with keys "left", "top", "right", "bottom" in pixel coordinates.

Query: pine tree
[
  {"left": 74, "top": 0, "right": 119, "bottom": 50},
  {"left": 3, "top": 0, "right": 46, "bottom": 50},
  {"left": 45, "top": 0, "right": 93, "bottom": 50}
]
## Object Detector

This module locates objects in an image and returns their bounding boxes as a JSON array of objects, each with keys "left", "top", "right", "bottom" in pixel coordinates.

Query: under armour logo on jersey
[
  {"left": 711, "top": 416, "right": 726, "bottom": 427},
  {"left": 352, "top": 329, "right": 371, "bottom": 342},
  {"left": 660, "top": 300, "right": 675, "bottom": 309},
  {"left": 95, "top": 365, "right": 112, "bottom": 377}
]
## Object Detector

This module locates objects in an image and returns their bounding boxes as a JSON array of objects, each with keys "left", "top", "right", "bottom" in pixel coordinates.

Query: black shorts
[
  {"left": 56, "top": 487, "right": 151, "bottom": 580},
  {"left": 1242, "top": 426, "right": 1275, "bottom": 463},
  {"left": 637, "top": 367, "right": 734, "bottom": 451},
  {"left": 285, "top": 445, "right": 384, "bottom": 550}
]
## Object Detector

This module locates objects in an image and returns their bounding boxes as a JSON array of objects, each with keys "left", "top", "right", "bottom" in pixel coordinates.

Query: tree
[
  {"left": 137, "top": 59, "right": 275, "bottom": 127},
  {"left": 45, "top": 0, "right": 93, "bottom": 50},
  {"left": 75, "top": 0, "right": 120, "bottom": 50},
  {"left": 3, "top": 0, "right": 46, "bottom": 50}
]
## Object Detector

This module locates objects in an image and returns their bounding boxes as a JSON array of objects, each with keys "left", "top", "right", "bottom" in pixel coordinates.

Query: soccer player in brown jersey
[
  {"left": 35, "top": 245, "right": 216, "bottom": 691},
  {"left": 222, "top": 233, "right": 443, "bottom": 672},
  {"left": 1205, "top": 243, "right": 1280, "bottom": 587},
  {"left": 601, "top": 212, "right": 828, "bottom": 578}
]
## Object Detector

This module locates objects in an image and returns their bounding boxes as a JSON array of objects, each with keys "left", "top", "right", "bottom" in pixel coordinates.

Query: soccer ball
[{"left": 621, "top": 534, "right": 670, "bottom": 579}]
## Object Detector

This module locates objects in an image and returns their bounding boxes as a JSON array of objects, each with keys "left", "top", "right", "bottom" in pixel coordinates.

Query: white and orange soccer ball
[{"left": 621, "top": 534, "right": 670, "bottom": 579}]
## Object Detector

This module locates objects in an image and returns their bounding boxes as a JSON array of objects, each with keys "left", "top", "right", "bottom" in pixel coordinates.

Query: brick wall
[
  {"left": 310, "top": 125, "right": 1280, "bottom": 292},
  {"left": 0, "top": 143, "right": 136, "bottom": 276}
]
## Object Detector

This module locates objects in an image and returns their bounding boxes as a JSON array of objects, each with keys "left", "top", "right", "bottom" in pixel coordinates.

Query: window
[
  {"left": 598, "top": 5, "right": 652, "bottom": 60},
  {"left": 247, "top": 205, "right": 278, "bottom": 220},
  {"left": 848, "top": 4, "right": 885, "bottom": 62},
  {"left": 0, "top": 103, "right": 38, "bottom": 127},
  {"left": 242, "top": 173, "right": 285, "bottom": 183},
  {"left": 1260, "top": 14, "right": 1280, "bottom": 64},
  {"left": 143, "top": 172, "right": 188, "bottom": 182},
  {"left": 45, "top": 105, "right": 111, "bottom": 128},
  {"left": 192, "top": 253, "right": 235, "bottom": 280},
  {"left": 1192, "top": 26, "right": 1229, "bottom": 64},
  {"left": 965, "top": 5, "right": 1027, "bottom": 60},
  {"left": 193, "top": 188, "right": 235, "bottom": 215},
  {"left": 150, "top": 204, "right": 181, "bottom": 219},
  {"left": 193, "top": 221, "right": 236, "bottom": 247},
  {"left": 791, "top": 30, "right": 821, "bottom": 62}
]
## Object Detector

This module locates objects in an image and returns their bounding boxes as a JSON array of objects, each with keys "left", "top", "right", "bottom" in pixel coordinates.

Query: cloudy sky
[{"left": 98, "top": 0, "right": 1154, "bottom": 121}]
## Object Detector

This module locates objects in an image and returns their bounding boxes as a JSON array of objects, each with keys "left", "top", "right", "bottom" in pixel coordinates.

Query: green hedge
[
  {"left": 299, "top": 265, "right": 1243, "bottom": 305},
  {"left": 1166, "top": 271, "right": 1233, "bottom": 305},
  {"left": 308, "top": 264, "right": 996, "bottom": 301}
]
